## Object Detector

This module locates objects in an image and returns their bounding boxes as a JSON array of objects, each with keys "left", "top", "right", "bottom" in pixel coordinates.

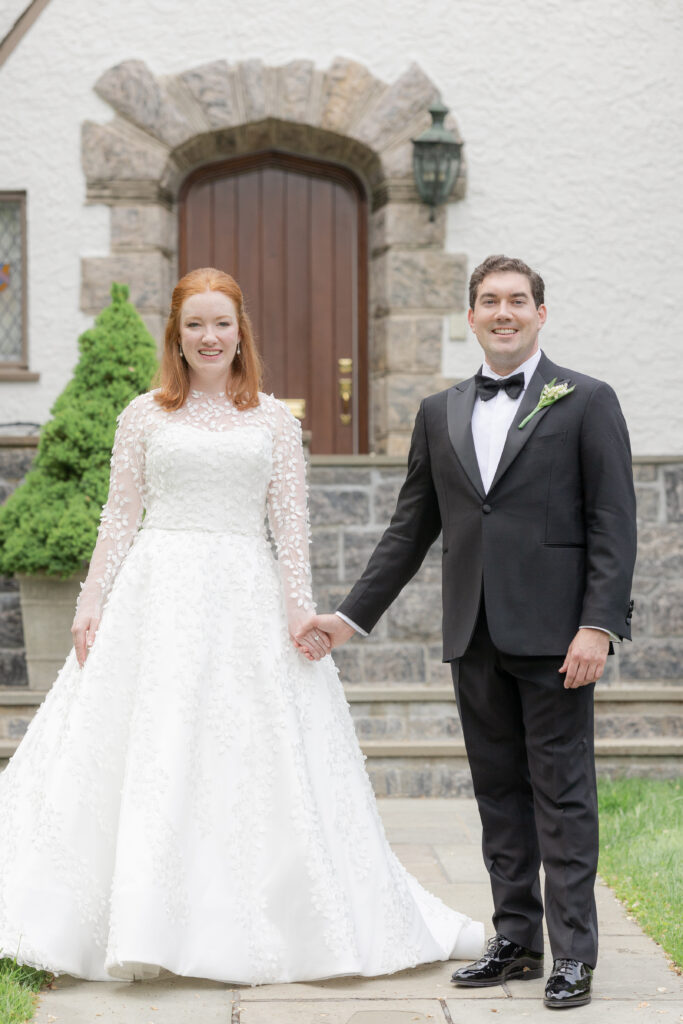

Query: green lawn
[
  {"left": 598, "top": 777, "right": 682, "bottom": 968},
  {"left": 0, "top": 959, "right": 51, "bottom": 1024}
]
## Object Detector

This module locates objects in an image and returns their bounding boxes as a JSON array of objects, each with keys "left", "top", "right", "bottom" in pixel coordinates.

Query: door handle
[{"left": 338, "top": 357, "right": 352, "bottom": 425}]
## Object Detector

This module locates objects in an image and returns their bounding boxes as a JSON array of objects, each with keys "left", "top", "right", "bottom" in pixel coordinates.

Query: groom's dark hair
[{"left": 469, "top": 255, "right": 545, "bottom": 309}]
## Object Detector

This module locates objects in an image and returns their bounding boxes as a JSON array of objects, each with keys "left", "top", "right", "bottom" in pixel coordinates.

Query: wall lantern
[{"left": 412, "top": 101, "right": 463, "bottom": 220}]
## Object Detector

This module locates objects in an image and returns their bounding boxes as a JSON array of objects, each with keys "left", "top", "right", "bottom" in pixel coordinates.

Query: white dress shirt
[
  {"left": 337, "top": 347, "right": 618, "bottom": 641},
  {"left": 472, "top": 349, "right": 542, "bottom": 493}
]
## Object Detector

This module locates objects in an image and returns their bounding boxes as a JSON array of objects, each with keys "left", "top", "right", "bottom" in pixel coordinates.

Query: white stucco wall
[{"left": 1, "top": 0, "right": 681, "bottom": 453}]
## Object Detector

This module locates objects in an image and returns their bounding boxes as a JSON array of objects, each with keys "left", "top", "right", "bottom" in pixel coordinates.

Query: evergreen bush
[{"left": 0, "top": 284, "right": 158, "bottom": 577}]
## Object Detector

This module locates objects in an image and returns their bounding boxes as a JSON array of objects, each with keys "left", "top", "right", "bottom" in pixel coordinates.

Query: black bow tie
[{"left": 474, "top": 371, "right": 525, "bottom": 402}]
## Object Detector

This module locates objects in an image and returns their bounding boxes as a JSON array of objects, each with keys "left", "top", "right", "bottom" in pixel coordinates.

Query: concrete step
[
  {"left": 3, "top": 685, "right": 683, "bottom": 789},
  {"left": 3, "top": 684, "right": 683, "bottom": 742},
  {"left": 344, "top": 683, "right": 683, "bottom": 741},
  {"left": 361, "top": 736, "right": 683, "bottom": 796}
]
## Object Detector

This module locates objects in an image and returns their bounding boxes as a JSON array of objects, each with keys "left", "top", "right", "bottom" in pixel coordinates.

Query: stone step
[
  {"left": 344, "top": 684, "right": 683, "bottom": 741},
  {"left": 2, "top": 735, "right": 681, "bottom": 793},
  {"left": 2, "top": 684, "right": 683, "bottom": 745}
]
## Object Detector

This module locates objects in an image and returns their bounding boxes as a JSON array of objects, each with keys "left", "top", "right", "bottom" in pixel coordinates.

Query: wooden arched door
[{"left": 179, "top": 152, "right": 368, "bottom": 454}]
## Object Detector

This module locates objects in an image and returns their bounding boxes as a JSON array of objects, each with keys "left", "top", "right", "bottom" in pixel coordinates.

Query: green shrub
[{"left": 0, "top": 284, "right": 158, "bottom": 578}]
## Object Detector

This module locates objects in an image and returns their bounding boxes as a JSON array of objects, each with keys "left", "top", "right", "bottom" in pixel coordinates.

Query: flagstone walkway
[{"left": 33, "top": 799, "right": 682, "bottom": 1024}]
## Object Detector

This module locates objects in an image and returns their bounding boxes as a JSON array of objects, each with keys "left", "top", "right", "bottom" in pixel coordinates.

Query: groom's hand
[
  {"left": 294, "top": 613, "right": 355, "bottom": 659},
  {"left": 560, "top": 627, "right": 610, "bottom": 688}
]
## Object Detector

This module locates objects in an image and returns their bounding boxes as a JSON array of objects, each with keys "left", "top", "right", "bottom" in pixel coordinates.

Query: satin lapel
[
  {"left": 488, "top": 354, "right": 557, "bottom": 492},
  {"left": 446, "top": 379, "right": 486, "bottom": 499}
]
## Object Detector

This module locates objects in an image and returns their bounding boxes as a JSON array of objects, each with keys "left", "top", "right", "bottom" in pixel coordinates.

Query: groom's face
[{"left": 468, "top": 271, "right": 547, "bottom": 375}]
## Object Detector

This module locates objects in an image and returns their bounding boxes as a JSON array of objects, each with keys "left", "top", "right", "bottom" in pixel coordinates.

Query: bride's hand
[
  {"left": 71, "top": 612, "right": 101, "bottom": 668},
  {"left": 294, "top": 628, "right": 331, "bottom": 661},
  {"left": 290, "top": 613, "right": 332, "bottom": 661}
]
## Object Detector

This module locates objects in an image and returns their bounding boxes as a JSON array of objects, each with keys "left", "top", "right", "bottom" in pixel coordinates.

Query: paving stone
[
  {"left": 445, "top": 998, "right": 678, "bottom": 1021},
  {"left": 34, "top": 975, "right": 232, "bottom": 1023},
  {"left": 240, "top": 1001, "right": 448, "bottom": 1023},
  {"left": 237, "top": 959, "right": 492, "bottom": 1001}
]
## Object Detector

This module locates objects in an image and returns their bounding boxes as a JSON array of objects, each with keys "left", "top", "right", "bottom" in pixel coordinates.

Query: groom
[{"left": 304, "top": 255, "right": 637, "bottom": 1009}]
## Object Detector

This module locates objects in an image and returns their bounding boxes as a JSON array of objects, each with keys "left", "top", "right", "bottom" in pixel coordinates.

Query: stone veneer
[
  {"left": 81, "top": 57, "right": 468, "bottom": 454},
  {"left": 1, "top": 441, "right": 682, "bottom": 687}
]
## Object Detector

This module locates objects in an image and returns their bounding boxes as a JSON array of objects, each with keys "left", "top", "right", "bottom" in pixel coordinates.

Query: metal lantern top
[{"left": 412, "top": 101, "right": 463, "bottom": 219}]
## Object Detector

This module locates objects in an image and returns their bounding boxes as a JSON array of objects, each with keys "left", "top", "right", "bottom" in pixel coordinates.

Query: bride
[{"left": 0, "top": 268, "right": 483, "bottom": 985}]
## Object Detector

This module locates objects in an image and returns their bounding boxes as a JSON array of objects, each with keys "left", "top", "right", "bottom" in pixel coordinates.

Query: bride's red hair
[{"left": 154, "top": 268, "right": 263, "bottom": 411}]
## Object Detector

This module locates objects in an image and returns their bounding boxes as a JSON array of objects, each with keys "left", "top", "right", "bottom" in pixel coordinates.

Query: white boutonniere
[{"left": 518, "top": 377, "right": 575, "bottom": 429}]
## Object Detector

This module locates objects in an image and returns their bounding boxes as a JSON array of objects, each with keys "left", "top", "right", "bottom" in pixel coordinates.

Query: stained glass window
[{"left": 0, "top": 195, "right": 26, "bottom": 364}]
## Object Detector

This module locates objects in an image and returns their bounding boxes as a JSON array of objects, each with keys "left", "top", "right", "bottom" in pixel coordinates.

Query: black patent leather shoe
[
  {"left": 451, "top": 933, "right": 544, "bottom": 986},
  {"left": 544, "top": 959, "right": 592, "bottom": 1009}
]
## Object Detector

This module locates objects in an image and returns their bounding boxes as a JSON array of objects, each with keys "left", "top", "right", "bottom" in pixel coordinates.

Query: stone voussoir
[
  {"left": 319, "top": 57, "right": 384, "bottom": 135},
  {"left": 179, "top": 60, "right": 242, "bottom": 131},
  {"left": 352, "top": 62, "right": 440, "bottom": 154},
  {"left": 95, "top": 60, "right": 196, "bottom": 149}
]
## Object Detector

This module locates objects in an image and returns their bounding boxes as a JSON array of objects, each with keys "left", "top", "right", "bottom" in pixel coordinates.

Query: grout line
[
  {"left": 439, "top": 996, "right": 455, "bottom": 1023},
  {"left": 230, "top": 989, "right": 241, "bottom": 1023}
]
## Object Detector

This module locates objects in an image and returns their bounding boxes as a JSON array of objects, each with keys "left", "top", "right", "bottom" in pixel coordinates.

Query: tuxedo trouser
[{"left": 451, "top": 604, "right": 599, "bottom": 967}]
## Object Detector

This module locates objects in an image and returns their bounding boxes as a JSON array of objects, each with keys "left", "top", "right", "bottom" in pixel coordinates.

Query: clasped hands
[
  {"left": 295, "top": 616, "right": 609, "bottom": 689},
  {"left": 293, "top": 614, "right": 354, "bottom": 661}
]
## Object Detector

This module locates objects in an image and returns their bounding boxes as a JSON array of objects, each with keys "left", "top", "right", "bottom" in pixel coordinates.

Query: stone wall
[
  {"left": 1, "top": 441, "right": 682, "bottom": 687},
  {"left": 0, "top": 439, "right": 35, "bottom": 686},
  {"left": 310, "top": 455, "right": 683, "bottom": 685}
]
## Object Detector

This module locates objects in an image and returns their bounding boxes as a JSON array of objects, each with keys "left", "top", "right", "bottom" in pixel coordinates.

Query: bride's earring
[
  {"left": 179, "top": 345, "right": 185, "bottom": 361},
  {"left": 236, "top": 340, "right": 241, "bottom": 357}
]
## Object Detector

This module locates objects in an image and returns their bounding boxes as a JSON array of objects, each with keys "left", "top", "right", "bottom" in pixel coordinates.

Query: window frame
[{"left": 0, "top": 191, "right": 36, "bottom": 381}]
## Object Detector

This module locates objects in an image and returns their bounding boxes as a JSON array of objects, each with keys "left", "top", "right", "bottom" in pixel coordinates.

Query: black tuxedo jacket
[{"left": 339, "top": 353, "right": 637, "bottom": 660}]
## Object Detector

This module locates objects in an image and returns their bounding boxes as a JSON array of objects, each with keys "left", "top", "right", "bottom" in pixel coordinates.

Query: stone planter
[{"left": 17, "top": 573, "right": 86, "bottom": 691}]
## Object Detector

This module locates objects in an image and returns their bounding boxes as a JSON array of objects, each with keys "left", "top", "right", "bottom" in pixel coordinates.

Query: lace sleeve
[
  {"left": 266, "top": 400, "right": 315, "bottom": 634},
  {"left": 75, "top": 397, "right": 147, "bottom": 619}
]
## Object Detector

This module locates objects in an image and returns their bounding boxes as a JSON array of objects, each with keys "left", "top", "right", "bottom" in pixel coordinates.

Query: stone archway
[{"left": 80, "top": 57, "right": 467, "bottom": 453}]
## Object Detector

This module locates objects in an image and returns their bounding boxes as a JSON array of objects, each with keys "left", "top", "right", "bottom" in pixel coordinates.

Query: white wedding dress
[{"left": 0, "top": 390, "right": 483, "bottom": 984}]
